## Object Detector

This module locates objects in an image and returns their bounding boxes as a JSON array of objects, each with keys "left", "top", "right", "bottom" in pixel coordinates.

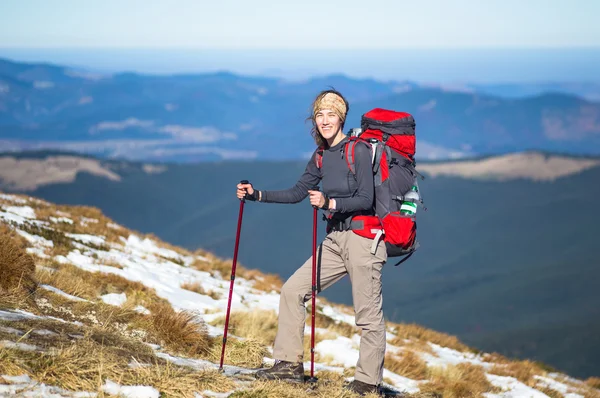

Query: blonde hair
[{"left": 307, "top": 89, "right": 349, "bottom": 147}]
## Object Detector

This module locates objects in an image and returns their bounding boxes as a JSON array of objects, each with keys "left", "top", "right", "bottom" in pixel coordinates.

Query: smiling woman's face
[{"left": 315, "top": 108, "right": 343, "bottom": 140}]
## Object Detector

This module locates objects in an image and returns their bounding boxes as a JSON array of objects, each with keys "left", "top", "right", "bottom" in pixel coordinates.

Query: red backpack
[{"left": 317, "top": 108, "right": 424, "bottom": 265}]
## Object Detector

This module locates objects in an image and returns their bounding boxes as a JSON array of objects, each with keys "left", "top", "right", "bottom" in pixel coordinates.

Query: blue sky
[
  {"left": 1, "top": 0, "right": 598, "bottom": 49},
  {"left": 1, "top": 0, "right": 599, "bottom": 82}
]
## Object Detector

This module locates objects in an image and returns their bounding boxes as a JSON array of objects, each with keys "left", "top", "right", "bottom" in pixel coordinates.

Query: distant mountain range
[
  {"left": 1, "top": 57, "right": 600, "bottom": 162},
  {"left": 1, "top": 149, "right": 599, "bottom": 379}
]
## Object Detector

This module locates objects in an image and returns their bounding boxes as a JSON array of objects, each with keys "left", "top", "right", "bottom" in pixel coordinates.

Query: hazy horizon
[{"left": 2, "top": 47, "right": 600, "bottom": 83}]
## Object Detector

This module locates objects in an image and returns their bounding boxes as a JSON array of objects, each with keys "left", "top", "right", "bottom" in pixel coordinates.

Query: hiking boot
[
  {"left": 255, "top": 360, "right": 304, "bottom": 382},
  {"left": 345, "top": 379, "right": 380, "bottom": 396}
]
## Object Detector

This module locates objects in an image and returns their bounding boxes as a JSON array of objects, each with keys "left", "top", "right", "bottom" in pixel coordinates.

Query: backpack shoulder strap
[
  {"left": 344, "top": 137, "right": 373, "bottom": 175},
  {"left": 314, "top": 146, "right": 324, "bottom": 169}
]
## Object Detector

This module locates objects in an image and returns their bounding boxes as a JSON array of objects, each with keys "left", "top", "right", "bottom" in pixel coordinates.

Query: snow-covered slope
[{"left": 1, "top": 192, "right": 598, "bottom": 398}]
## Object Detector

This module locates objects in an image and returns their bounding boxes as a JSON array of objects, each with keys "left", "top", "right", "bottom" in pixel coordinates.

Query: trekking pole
[
  {"left": 309, "top": 187, "right": 320, "bottom": 383},
  {"left": 219, "top": 179, "right": 249, "bottom": 371}
]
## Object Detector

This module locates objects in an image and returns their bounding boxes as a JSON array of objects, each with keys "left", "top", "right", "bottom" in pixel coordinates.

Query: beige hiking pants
[{"left": 273, "top": 230, "right": 387, "bottom": 385}]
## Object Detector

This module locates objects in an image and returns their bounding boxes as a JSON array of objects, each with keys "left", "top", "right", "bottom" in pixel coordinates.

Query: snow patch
[
  {"left": 315, "top": 336, "right": 359, "bottom": 368},
  {"left": 101, "top": 293, "right": 127, "bottom": 306},
  {"left": 485, "top": 374, "right": 551, "bottom": 398},
  {"left": 40, "top": 284, "right": 90, "bottom": 302},
  {"left": 49, "top": 216, "right": 74, "bottom": 224},
  {"left": 5, "top": 205, "right": 36, "bottom": 219},
  {"left": 102, "top": 379, "right": 159, "bottom": 398},
  {"left": 66, "top": 233, "right": 106, "bottom": 246},
  {"left": 421, "top": 342, "right": 489, "bottom": 368},
  {"left": 0, "top": 326, "right": 23, "bottom": 336},
  {"left": 0, "top": 340, "right": 39, "bottom": 351},
  {"left": 17, "top": 229, "right": 54, "bottom": 247}
]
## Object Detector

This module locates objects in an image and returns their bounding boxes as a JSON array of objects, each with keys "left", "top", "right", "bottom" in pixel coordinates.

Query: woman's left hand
[{"left": 308, "top": 190, "right": 325, "bottom": 208}]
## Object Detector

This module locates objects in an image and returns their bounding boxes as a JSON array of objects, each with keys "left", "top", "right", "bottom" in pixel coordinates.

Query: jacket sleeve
[
  {"left": 261, "top": 150, "right": 322, "bottom": 204},
  {"left": 332, "top": 142, "right": 374, "bottom": 213}
]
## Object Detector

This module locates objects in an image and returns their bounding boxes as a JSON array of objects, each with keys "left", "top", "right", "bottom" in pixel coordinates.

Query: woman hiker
[{"left": 236, "top": 89, "right": 387, "bottom": 396}]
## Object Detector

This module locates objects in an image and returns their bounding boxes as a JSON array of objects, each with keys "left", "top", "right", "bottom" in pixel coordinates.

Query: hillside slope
[
  {"left": 1, "top": 150, "right": 599, "bottom": 379},
  {"left": 1, "top": 192, "right": 599, "bottom": 397}
]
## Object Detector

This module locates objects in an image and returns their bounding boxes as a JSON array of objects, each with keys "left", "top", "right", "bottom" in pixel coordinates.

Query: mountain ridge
[{"left": 2, "top": 57, "right": 600, "bottom": 162}]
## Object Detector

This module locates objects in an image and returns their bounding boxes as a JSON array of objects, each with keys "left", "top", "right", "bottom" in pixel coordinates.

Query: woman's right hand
[{"left": 236, "top": 183, "right": 254, "bottom": 200}]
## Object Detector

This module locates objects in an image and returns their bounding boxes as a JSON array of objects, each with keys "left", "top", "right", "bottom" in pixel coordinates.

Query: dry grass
[
  {"left": 0, "top": 224, "right": 37, "bottom": 308},
  {"left": 390, "top": 323, "right": 471, "bottom": 353},
  {"left": 36, "top": 262, "right": 168, "bottom": 310},
  {"left": 145, "top": 301, "right": 212, "bottom": 357},
  {"left": 191, "top": 249, "right": 235, "bottom": 278},
  {"left": 228, "top": 380, "right": 311, "bottom": 398},
  {"left": 36, "top": 263, "right": 99, "bottom": 299},
  {"left": 537, "top": 385, "right": 565, "bottom": 398},
  {"left": 0, "top": 332, "right": 233, "bottom": 397},
  {"left": 488, "top": 359, "right": 546, "bottom": 386},
  {"left": 181, "top": 281, "right": 221, "bottom": 300},
  {"left": 209, "top": 336, "right": 269, "bottom": 368},
  {"left": 419, "top": 363, "right": 499, "bottom": 398},
  {"left": 583, "top": 385, "right": 600, "bottom": 398},
  {"left": 143, "top": 232, "right": 192, "bottom": 259},
  {"left": 384, "top": 350, "right": 429, "bottom": 380},
  {"left": 191, "top": 249, "right": 283, "bottom": 297},
  {"left": 587, "top": 377, "right": 600, "bottom": 389},
  {"left": 210, "top": 310, "right": 279, "bottom": 346},
  {"left": 241, "top": 269, "right": 283, "bottom": 293},
  {"left": 228, "top": 374, "right": 383, "bottom": 398}
]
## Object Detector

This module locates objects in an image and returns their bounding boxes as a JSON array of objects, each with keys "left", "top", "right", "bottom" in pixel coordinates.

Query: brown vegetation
[
  {"left": 390, "top": 323, "right": 471, "bottom": 353},
  {"left": 145, "top": 301, "right": 212, "bottom": 357},
  {"left": 488, "top": 359, "right": 546, "bottom": 386},
  {"left": 181, "top": 281, "right": 221, "bottom": 300},
  {"left": 0, "top": 224, "right": 37, "bottom": 307},
  {"left": 384, "top": 350, "right": 429, "bottom": 380},
  {"left": 0, "top": 332, "right": 233, "bottom": 397},
  {"left": 210, "top": 310, "right": 278, "bottom": 346},
  {"left": 419, "top": 363, "right": 499, "bottom": 398},
  {"left": 209, "top": 336, "right": 269, "bottom": 368},
  {"left": 586, "top": 377, "right": 600, "bottom": 389}
]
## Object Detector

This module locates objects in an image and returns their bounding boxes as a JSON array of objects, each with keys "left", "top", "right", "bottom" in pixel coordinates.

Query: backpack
[{"left": 316, "top": 108, "right": 425, "bottom": 266}]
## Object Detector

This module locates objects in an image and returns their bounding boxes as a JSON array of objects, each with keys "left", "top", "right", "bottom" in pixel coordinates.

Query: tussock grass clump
[
  {"left": 488, "top": 359, "right": 545, "bottom": 386},
  {"left": 384, "top": 350, "right": 429, "bottom": 380},
  {"left": 537, "top": 386, "right": 564, "bottom": 398},
  {"left": 11, "top": 220, "right": 73, "bottom": 255},
  {"left": 181, "top": 281, "right": 221, "bottom": 300},
  {"left": 587, "top": 377, "right": 600, "bottom": 389},
  {"left": 1, "top": 332, "right": 233, "bottom": 397},
  {"left": 241, "top": 269, "right": 283, "bottom": 293},
  {"left": 390, "top": 323, "right": 471, "bottom": 353},
  {"left": 419, "top": 363, "right": 499, "bottom": 398},
  {"left": 0, "top": 224, "right": 37, "bottom": 307},
  {"left": 0, "top": 347, "right": 27, "bottom": 376},
  {"left": 210, "top": 336, "right": 269, "bottom": 368},
  {"left": 146, "top": 302, "right": 212, "bottom": 357},
  {"left": 36, "top": 263, "right": 98, "bottom": 299},
  {"left": 36, "top": 262, "right": 168, "bottom": 309},
  {"left": 65, "top": 205, "right": 130, "bottom": 244},
  {"left": 126, "top": 365, "right": 235, "bottom": 397},
  {"left": 191, "top": 249, "right": 235, "bottom": 278},
  {"left": 210, "top": 310, "right": 278, "bottom": 346}
]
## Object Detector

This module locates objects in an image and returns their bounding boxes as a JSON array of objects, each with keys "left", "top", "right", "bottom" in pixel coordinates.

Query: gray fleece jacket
[{"left": 261, "top": 137, "right": 374, "bottom": 222}]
